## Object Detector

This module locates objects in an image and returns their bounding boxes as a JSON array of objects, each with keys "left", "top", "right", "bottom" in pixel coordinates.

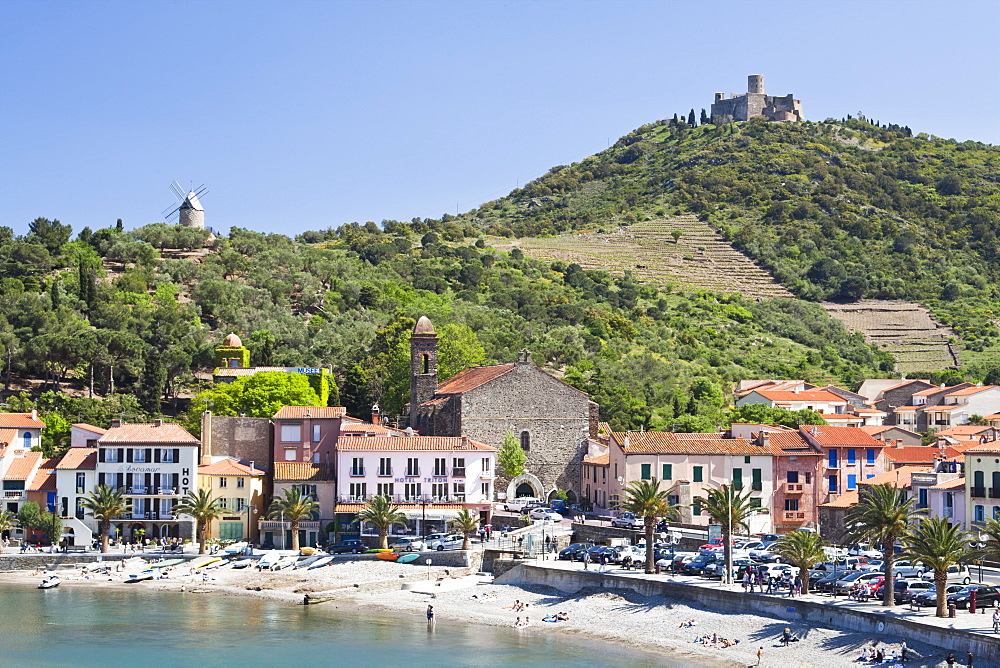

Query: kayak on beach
[
  {"left": 397, "top": 553, "right": 420, "bottom": 564},
  {"left": 376, "top": 553, "right": 399, "bottom": 561},
  {"left": 188, "top": 556, "right": 223, "bottom": 570},
  {"left": 308, "top": 557, "right": 334, "bottom": 570},
  {"left": 365, "top": 549, "right": 393, "bottom": 554},
  {"left": 148, "top": 559, "right": 185, "bottom": 569}
]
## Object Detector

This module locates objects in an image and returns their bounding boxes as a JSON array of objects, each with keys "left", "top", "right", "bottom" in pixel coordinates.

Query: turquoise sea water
[{"left": 0, "top": 584, "right": 678, "bottom": 667}]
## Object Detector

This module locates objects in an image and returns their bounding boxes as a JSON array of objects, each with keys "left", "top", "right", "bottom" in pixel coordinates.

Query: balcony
[
  {"left": 972, "top": 486, "right": 987, "bottom": 498},
  {"left": 784, "top": 483, "right": 806, "bottom": 494},
  {"left": 943, "top": 507, "right": 954, "bottom": 518},
  {"left": 259, "top": 520, "right": 321, "bottom": 531},
  {"left": 751, "top": 481, "right": 762, "bottom": 492},
  {"left": 480, "top": 471, "right": 494, "bottom": 480},
  {"left": 158, "top": 488, "right": 177, "bottom": 495},
  {"left": 129, "top": 487, "right": 148, "bottom": 495},
  {"left": 377, "top": 468, "right": 392, "bottom": 477},
  {"left": 2, "top": 490, "right": 25, "bottom": 499},
  {"left": 990, "top": 488, "right": 1000, "bottom": 500},
  {"left": 350, "top": 468, "right": 366, "bottom": 477},
  {"left": 782, "top": 511, "right": 806, "bottom": 521},
  {"left": 405, "top": 469, "right": 420, "bottom": 477}
]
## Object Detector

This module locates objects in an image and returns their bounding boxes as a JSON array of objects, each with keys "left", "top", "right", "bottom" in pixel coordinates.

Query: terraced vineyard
[
  {"left": 499, "top": 217, "right": 793, "bottom": 299},
  {"left": 823, "top": 300, "right": 959, "bottom": 372}
]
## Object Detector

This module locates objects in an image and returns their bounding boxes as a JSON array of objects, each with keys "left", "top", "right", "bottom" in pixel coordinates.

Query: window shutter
[
  {"left": 126, "top": 449, "right": 133, "bottom": 463},
  {"left": 145, "top": 449, "right": 152, "bottom": 463},
  {"left": 98, "top": 449, "right": 106, "bottom": 463},
  {"left": 98, "top": 473, "right": 105, "bottom": 486},
  {"left": 173, "top": 449, "right": 180, "bottom": 463},
  {"left": 117, "top": 448, "right": 124, "bottom": 463},
  {"left": 154, "top": 449, "right": 161, "bottom": 463}
]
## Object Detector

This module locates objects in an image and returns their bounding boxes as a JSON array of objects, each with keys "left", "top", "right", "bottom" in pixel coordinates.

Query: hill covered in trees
[{"left": 453, "top": 116, "right": 1000, "bottom": 358}]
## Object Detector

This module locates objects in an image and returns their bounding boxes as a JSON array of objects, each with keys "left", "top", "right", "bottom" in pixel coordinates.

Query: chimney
[
  {"left": 624, "top": 434, "right": 631, "bottom": 449},
  {"left": 31, "top": 409, "right": 37, "bottom": 421},
  {"left": 153, "top": 419, "right": 163, "bottom": 427},
  {"left": 111, "top": 419, "right": 122, "bottom": 428},
  {"left": 371, "top": 403, "right": 381, "bottom": 425},
  {"left": 759, "top": 431, "right": 770, "bottom": 448}
]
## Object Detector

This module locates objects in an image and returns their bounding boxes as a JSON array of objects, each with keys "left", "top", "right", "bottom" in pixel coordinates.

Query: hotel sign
[{"left": 393, "top": 477, "right": 448, "bottom": 483}]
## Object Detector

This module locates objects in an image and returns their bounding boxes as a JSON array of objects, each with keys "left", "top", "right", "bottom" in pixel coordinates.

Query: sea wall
[{"left": 497, "top": 564, "right": 1000, "bottom": 662}]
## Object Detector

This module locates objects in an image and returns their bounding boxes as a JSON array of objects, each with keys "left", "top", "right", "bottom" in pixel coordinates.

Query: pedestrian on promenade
[
  {"left": 967, "top": 650, "right": 974, "bottom": 667},
  {"left": 742, "top": 572, "right": 749, "bottom": 592},
  {"left": 946, "top": 650, "right": 956, "bottom": 666},
  {"left": 756, "top": 647, "right": 763, "bottom": 666},
  {"left": 794, "top": 576, "right": 802, "bottom": 596},
  {"left": 901, "top": 640, "right": 908, "bottom": 661},
  {"left": 583, "top": 551, "right": 590, "bottom": 571}
]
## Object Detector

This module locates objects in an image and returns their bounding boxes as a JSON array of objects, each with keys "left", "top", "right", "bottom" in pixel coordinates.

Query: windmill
[{"left": 162, "top": 180, "right": 208, "bottom": 229}]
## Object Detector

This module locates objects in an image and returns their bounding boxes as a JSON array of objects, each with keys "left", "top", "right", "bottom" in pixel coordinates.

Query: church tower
[{"left": 409, "top": 316, "right": 439, "bottom": 428}]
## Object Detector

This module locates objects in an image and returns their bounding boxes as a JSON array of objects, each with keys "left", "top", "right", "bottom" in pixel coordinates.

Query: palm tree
[
  {"left": 0, "top": 509, "right": 14, "bottom": 540},
  {"left": 902, "top": 517, "right": 978, "bottom": 617},
  {"left": 356, "top": 495, "right": 407, "bottom": 549},
  {"left": 448, "top": 509, "right": 480, "bottom": 550},
  {"left": 80, "top": 484, "right": 132, "bottom": 553},
  {"left": 773, "top": 531, "right": 826, "bottom": 595},
  {"left": 844, "top": 484, "right": 922, "bottom": 607},
  {"left": 174, "top": 489, "right": 224, "bottom": 555},
  {"left": 267, "top": 487, "right": 320, "bottom": 552},
  {"left": 693, "top": 484, "right": 757, "bottom": 585},
  {"left": 619, "top": 478, "right": 683, "bottom": 574}
]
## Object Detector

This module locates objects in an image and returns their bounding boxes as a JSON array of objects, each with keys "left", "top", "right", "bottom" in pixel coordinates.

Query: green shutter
[
  {"left": 641, "top": 464, "right": 651, "bottom": 480},
  {"left": 693, "top": 500, "right": 702, "bottom": 516},
  {"left": 662, "top": 463, "right": 672, "bottom": 480},
  {"left": 752, "top": 468, "right": 762, "bottom": 491},
  {"left": 732, "top": 468, "right": 743, "bottom": 489},
  {"left": 693, "top": 466, "right": 703, "bottom": 483}
]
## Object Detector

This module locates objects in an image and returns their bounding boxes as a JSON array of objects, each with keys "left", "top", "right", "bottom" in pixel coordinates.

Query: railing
[
  {"left": 784, "top": 483, "right": 805, "bottom": 494},
  {"left": 480, "top": 471, "right": 494, "bottom": 480},
  {"left": 782, "top": 511, "right": 806, "bottom": 521},
  {"left": 129, "top": 487, "right": 148, "bottom": 494},
  {"left": 350, "top": 468, "right": 365, "bottom": 477},
  {"left": 990, "top": 488, "right": 1000, "bottom": 500},
  {"left": 405, "top": 468, "right": 420, "bottom": 477},
  {"left": 452, "top": 468, "right": 466, "bottom": 478},
  {"left": 943, "top": 507, "right": 954, "bottom": 518},
  {"left": 258, "top": 520, "right": 321, "bottom": 530},
  {"left": 2, "top": 490, "right": 25, "bottom": 499},
  {"left": 731, "top": 482, "right": 743, "bottom": 491},
  {"left": 751, "top": 481, "right": 762, "bottom": 491},
  {"left": 336, "top": 494, "right": 464, "bottom": 504},
  {"left": 377, "top": 468, "right": 392, "bottom": 477},
  {"left": 433, "top": 469, "right": 448, "bottom": 477},
  {"left": 159, "top": 488, "right": 177, "bottom": 495},
  {"left": 972, "top": 486, "right": 987, "bottom": 498}
]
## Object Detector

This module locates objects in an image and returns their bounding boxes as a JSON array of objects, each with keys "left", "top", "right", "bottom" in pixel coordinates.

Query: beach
[{"left": 0, "top": 556, "right": 964, "bottom": 666}]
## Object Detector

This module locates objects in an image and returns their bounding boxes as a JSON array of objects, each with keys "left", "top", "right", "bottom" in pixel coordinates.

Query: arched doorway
[
  {"left": 506, "top": 473, "right": 544, "bottom": 501},
  {"left": 62, "top": 527, "right": 75, "bottom": 547},
  {"left": 565, "top": 490, "right": 577, "bottom": 505}
]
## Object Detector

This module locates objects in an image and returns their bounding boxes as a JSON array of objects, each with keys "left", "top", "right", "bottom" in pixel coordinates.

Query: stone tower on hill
[{"left": 710, "top": 74, "right": 803, "bottom": 123}]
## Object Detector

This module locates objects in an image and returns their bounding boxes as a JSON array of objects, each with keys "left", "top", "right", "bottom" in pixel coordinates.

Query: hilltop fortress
[{"left": 710, "top": 74, "right": 803, "bottom": 122}]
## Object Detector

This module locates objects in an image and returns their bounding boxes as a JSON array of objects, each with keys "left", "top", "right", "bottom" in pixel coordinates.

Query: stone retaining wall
[
  {"left": 570, "top": 523, "right": 703, "bottom": 551},
  {"left": 498, "top": 564, "right": 1000, "bottom": 663}
]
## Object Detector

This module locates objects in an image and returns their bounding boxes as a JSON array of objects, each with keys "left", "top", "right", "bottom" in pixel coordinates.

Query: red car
[{"left": 699, "top": 538, "right": 725, "bottom": 550}]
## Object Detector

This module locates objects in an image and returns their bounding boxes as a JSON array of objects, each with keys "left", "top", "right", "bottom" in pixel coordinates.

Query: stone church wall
[{"left": 459, "top": 364, "right": 591, "bottom": 498}]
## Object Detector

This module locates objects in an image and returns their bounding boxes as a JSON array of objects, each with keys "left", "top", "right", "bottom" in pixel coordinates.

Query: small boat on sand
[
  {"left": 126, "top": 570, "right": 155, "bottom": 583},
  {"left": 272, "top": 555, "right": 298, "bottom": 570},
  {"left": 397, "top": 553, "right": 421, "bottom": 564},
  {"left": 188, "top": 556, "right": 223, "bottom": 570},
  {"left": 38, "top": 576, "right": 60, "bottom": 589},
  {"left": 307, "top": 557, "right": 334, "bottom": 570},
  {"left": 256, "top": 552, "right": 281, "bottom": 570},
  {"left": 376, "top": 552, "right": 399, "bottom": 561},
  {"left": 231, "top": 560, "right": 252, "bottom": 569},
  {"left": 148, "top": 559, "right": 185, "bottom": 569}
]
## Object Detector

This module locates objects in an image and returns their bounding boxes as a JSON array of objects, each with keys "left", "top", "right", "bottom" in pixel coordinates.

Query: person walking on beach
[
  {"left": 756, "top": 647, "right": 763, "bottom": 666},
  {"left": 426, "top": 605, "right": 434, "bottom": 622}
]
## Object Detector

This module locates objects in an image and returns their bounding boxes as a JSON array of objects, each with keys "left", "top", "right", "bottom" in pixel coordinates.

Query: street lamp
[{"left": 975, "top": 533, "right": 988, "bottom": 583}]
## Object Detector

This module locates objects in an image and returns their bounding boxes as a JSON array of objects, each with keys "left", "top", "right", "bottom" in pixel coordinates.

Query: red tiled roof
[
  {"left": 946, "top": 385, "right": 997, "bottom": 397},
  {"left": 853, "top": 408, "right": 886, "bottom": 415},
  {"left": 273, "top": 406, "right": 347, "bottom": 419},
  {"left": 98, "top": 423, "right": 199, "bottom": 444},
  {"left": 582, "top": 453, "right": 609, "bottom": 466},
  {"left": 960, "top": 440, "right": 1000, "bottom": 454},
  {"left": 3, "top": 451, "right": 41, "bottom": 480},
  {"left": 336, "top": 435, "right": 495, "bottom": 452},
  {"left": 340, "top": 423, "right": 400, "bottom": 435},
  {"left": 434, "top": 364, "right": 515, "bottom": 394},
  {"left": 858, "top": 425, "right": 920, "bottom": 438},
  {"left": 800, "top": 426, "right": 882, "bottom": 447},
  {"left": 28, "top": 459, "right": 58, "bottom": 491},
  {"left": 985, "top": 413, "right": 1000, "bottom": 420},
  {"left": 0, "top": 428, "right": 19, "bottom": 446},
  {"left": 56, "top": 448, "right": 98, "bottom": 470},
  {"left": 765, "top": 431, "right": 819, "bottom": 454},
  {"left": 198, "top": 459, "right": 265, "bottom": 476},
  {"left": 0, "top": 412, "right": 45, "bottom": 429},
  {"left": 419, "top": 397, "right": 451, "bottom": 407},
  {"left": 936, "top": 426, "right": 994, "bottom": 437},
  {"left": 929, "top": 477, "right": 966, "bottom": 491},
  {"left": 893, "top": 406, "right": 921, "bottom": 412},
  {"left": 819, "top": 489, "right": 859, "bottom": 508},
  {"left": 752, "top": 389, "right": 846, "bottom": 403},
  {"left": 883, "top": 446, "right": 942, "bottom": 463},
  {"left": 614, "top": 431, "right": 769, "bottom": 456},
  {"left": 72, "top": 423, "right": 107, "bottom": 434},
  {"left": 859, "top": 465, "right": 931, "bottom": 488},
  {"left": 273, "top": 463, "right": 334, "bottom": 481},
  {"left": 923, "top": 405, "right": 962, "bottom": 412}
]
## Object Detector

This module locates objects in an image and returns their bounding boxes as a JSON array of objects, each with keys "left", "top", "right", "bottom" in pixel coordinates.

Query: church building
[{"left": 406, "top": 316, "right": 599, "bottom": 504}]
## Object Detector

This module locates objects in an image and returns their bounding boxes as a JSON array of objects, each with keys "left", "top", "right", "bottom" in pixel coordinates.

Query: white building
[
  {"left": 735, "top": 389, "right": 849, "bottom": 415},
  {"left": 54, "top": 447, "right": 98, "bottom": 546},
  {"left": 70, "top": 423, "right": 107, "bottom": 449},
  {"left": 335, "top": 435, "right": 496, "bottom": 537},
  {"left": 924, "top": 385, "right": 1000, "bottom": 432},
  {"left": 96, "top": 421, "right": 200, "bottom": 541}
]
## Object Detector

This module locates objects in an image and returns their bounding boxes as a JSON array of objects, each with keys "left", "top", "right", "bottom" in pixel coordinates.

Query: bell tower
[{"left": 409, "top": 316, "right": 439, "bottom": 428}]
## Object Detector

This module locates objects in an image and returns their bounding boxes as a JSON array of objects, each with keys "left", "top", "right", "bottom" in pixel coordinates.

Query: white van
[
  {"left": 503, "top": 497, "right": 540, "bottom": 513},
  {"left": 921, "top": 564, "right": 972, "bottom": 585}
]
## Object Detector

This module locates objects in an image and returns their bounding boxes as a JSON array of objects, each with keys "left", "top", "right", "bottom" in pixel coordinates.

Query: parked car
[
  {"left": 325, "top": 539, "right": 367, "bottom": 554},
  {"left": 503, "top": 497, "right": 540, "bottom": 513},
  {"left": 669, "top": 552, "right": 698, "bottom": 572},
  {"left": 699, "top": 538, "right": 724, "bottom": 551},
  {"left": 947, "top": 584, "right": 1000, "bottom": 609},
  {"left": 558, "top": 543, "right": 591, "bottom": 561},
  {"left": 610, "top": 511, "right": 643, "bottom": 530},
  {"left": 759, "top": 533, "right": 781, "bottom": 544},
  {"left": 425, "top": 534, "right": 465, "bottom": 551},
  {"left": 912, "top": 584, "right": 964, "bottom": 607},
  {"left": 682, "top": 554, "right": 718, "bottom": 575},
  {"left": 528, "top": 507, "right": 563, "bottom": 521},
  {"left": 833, "top": 571, "right": 882, "bottom": 594},
  {"left": 389, "top": 537, "right": 426, "bottom": 552},
  {"left": 815, "top": 571, "right": 846, "bottom": 593},
  {"left": 757, "top": 563, "right": 800, "bottom": 580},
  {"left": 875, "top": 579, "right": 933, "bottom": 604},
  {"left": 921, "top": 564, "right": 973, "bottom": 585},
  {"left": 704, "top": 558, "right": 758, "bottom": 580},
  {"left": 749, "top": 542, "right": 777, "bottom": 560}
]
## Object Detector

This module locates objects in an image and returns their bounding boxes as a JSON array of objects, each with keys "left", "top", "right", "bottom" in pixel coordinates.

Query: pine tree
[
  {"left": 671, "top": 113, "right": 679, "bottom": 126},
  {"left": 700, "top": 108, "right": 709, "bottom": 125},
  {"left": 687, "top": 109, "right": 696, "bottom": 126},
  {"left": 138, "top": 352, "right": 166, "bottom": 415}
]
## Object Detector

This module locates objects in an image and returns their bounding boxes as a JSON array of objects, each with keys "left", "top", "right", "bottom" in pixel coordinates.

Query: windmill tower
[{"left": 163, "top": 181, "right": 208, "bottom": 229}]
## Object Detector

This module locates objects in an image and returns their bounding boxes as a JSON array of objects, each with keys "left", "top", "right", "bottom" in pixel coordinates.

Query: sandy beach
[{"left": 0, "top": 556, "right": 967, "bottom": 667}]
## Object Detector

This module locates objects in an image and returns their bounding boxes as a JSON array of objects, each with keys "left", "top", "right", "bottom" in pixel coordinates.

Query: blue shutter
[
  {"left": 847, "top": 449, "right": 856, "bottom": 465},
  {"left": 847, "top": 474, "right": 857, "bottom": 490},
  {"left": 828, "top": 449, "right": 837, "bottom": 467},
  {"left": 866, "top": 449, "right": 875, "bottom": 464}
]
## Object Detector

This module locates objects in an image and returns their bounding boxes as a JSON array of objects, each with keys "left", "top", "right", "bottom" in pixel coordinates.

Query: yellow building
[{"left": 198, "top": 458, "right": 266, "bottom": 543}]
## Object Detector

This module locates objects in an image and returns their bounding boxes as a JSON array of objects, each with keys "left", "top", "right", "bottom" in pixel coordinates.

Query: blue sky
[{"left": 2, "top": 0, "right": 998, "bottom": 238}]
